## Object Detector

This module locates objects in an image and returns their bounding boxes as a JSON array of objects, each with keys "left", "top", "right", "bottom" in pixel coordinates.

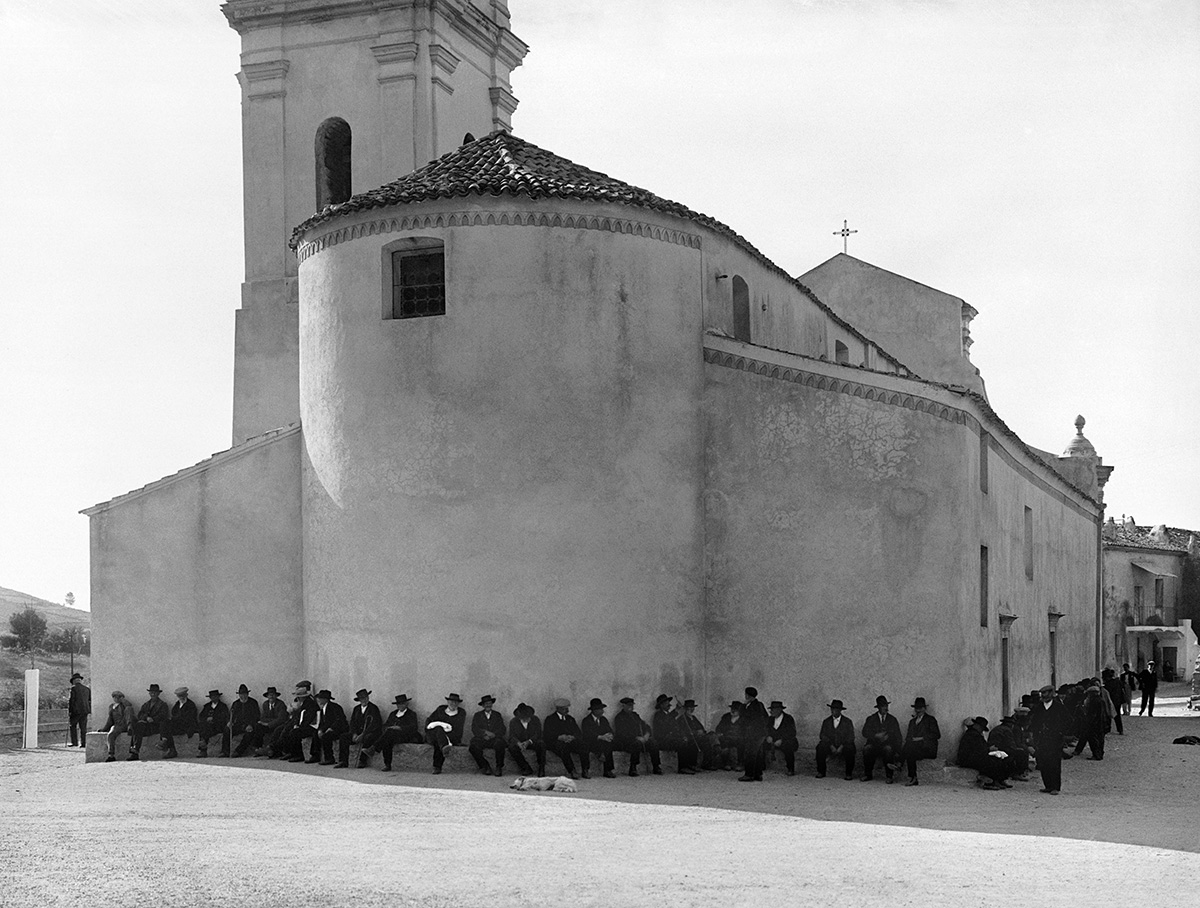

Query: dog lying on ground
[{"left": 509, "top": 775, "right": 578, "bottom": 793}]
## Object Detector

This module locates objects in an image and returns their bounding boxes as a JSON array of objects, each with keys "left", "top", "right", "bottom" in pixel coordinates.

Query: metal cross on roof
[{"left": 833, "top": 219, "right": 857, "bottom": 253}]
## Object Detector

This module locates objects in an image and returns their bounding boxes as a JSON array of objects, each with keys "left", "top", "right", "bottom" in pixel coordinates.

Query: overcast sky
[{"left": 1, "top": 0, "right": 1197, "bottom": 610}]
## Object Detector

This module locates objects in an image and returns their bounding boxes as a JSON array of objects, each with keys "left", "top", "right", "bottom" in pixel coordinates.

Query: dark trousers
[
  {"left": 717, "top": 738, "right": 742, "bottom": 770},
  {"left": 902, "top": 741, "right": 937, "bottom": 780},
  {"left": 547, "top": 740, "right": 587, "bottom": 775},
  {"left": 815, "top": 742, "right": 855, "bottom": 776},
  {"left": 105, "top": 727, "right": 127, "bottom": 754},
  {"left": 585, "top": 742, "right": 615, "bottom": 774},
  {"left": 198, "top": 719, "right": 230, "bottom": 756},
  {"left": 1037, "top": 742, "right": 1062, "bottom": 792},
  {"left": 766, "top": 739, "right": 798, "bottom": 773},
  {"left": 861, "top": 743, "right": 897, "bottom": 779},
  {"left": 742, "top": 736, "right": 766, "bottom": 779},
  {"left": 665, "top": 740, "right": 700, "bottom": 772},
  {"left": 426, "top": 727, "right": 461, "bottom": 770},
  {"left": 69, "top": 715, "right": 87, "bottom": 746},
  {"left": 469, "top": 736, "right": 506, "bottom": 772},
  {"left": 230, "top": 726, "right": 258, "bottom": 756},
  {"left": 507, "top": 739, "right": 547, "bottom": 774},
  {"left": 376, "top": 727, "right": 423, "bottom": 768},
  {"left": 1111, "top": 712, "right": 1123, "bottom": 735},
  {"left": 338, "top": 729, "right": 382, "bottom": 766},
  {"left": 130, "top": 719, "right": 162, "bottom": 753},
  {"left": 1005, "top": 747, "right": 1029, "bottom": 777},
  {"left": 968, "top": 755, "right": 1011, "bottom": 785},
  {"left": 1139, "top": 690, "right": 1156, "bottom": 715},
  {"left": 287, "top": 724, "right": 320, "bottom": 761},
  {"left": 616, "top": 739, "right": 660, "bottom": 773},
  {"left": 1073, "top": 725, "right": 1104, "bottom": 759}
]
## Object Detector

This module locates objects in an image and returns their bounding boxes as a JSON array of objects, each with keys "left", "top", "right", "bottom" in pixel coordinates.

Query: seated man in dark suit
[
  {"left": 652, "top": 694, "right": 697, "bottom": 775},
  {"left": 543, "top": 698, "right": 586, "bottom": 780},
  {"left": 229, "top": 684, "right": 261, "bottom": 757},
  {"left": 197, "top": 689, "right": 231, "bottom": 758},
  {"left": 815, "top": 698, "right": 855, "bottom": 779},
  {"left": 314, "top": 689, "right": 350, "bottom": 766},
  {"left": 987, "top": 714, "right": 1029, "bottom": 780},
  {"left": 128, "top": 684, "right": 169, "bottom": 761},
  {"left": 678, "top": 699, "right": 718, "bottom": 770},
  {"left": 764, "top": 700, "right": 799, "bottom": 776},
  {"left": 714, "top": 701, "right": 744, "bottom": 771},
  {"left": 957, "top": 716, "right": 1011, "bottom": 789},
  {"left": 161, "top": 686, "right": 198, "bottom": 759},
  {"left": 506, "top": 702, "right": 546, "bottom": 777},
  {"left": 254, "top": 686, "right": 290, "bottom": 757},
  {"left": 468, "top": 695, "right": 507, "bottom": 776},
  {"left": 860, "top": 695, "right": 903, "bottom": 783},
  {"left": 372, "top": 694, "right": 423, "bottom": 771},
  {"left": 342, "top": 689, "right": 383, "bottom": 769},
  {"left": 901, "top": 697, "right": 941, "bottom": 786},
  {"left": 613, "top": 697, "right": 659, "bottom": 777},
  {"left": 425, "top": 693, "right": 468, "bottom": 774},
  {"left": 580, "top": 698, "right": 616, "bottom": 778}
]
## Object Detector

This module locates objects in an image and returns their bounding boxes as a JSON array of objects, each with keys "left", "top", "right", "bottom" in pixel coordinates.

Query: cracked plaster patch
[{"left": 815, "top": 395, "right": 916, "bottom": 482}]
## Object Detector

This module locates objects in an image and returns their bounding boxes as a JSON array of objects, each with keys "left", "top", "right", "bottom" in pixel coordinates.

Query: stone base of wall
[{"left": 86, "top": 731, "right": 205, "bottom": 763}]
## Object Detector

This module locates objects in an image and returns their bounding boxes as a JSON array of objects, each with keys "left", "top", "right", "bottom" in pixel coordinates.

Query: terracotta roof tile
[{"left": 289, "top": 131, "right": 910, "bottom": 372}]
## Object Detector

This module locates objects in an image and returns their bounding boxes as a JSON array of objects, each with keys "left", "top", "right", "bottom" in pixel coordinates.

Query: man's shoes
[
  {"left": 381, "top": 765, "right": 391, "bottom": 772},
  {"left": 580, "top": 770, "right": 591, "bottom": 779},
  {"left": 981, "top": 781, "right": 1003, "bottom": 790},
  {"left": 126, "top": 752, "right": 139, "bottom": 761},
  {"left": 1048, "top": 790, "right": 1059, "bottom": 795},
  {"left": 738, "top": 774, "right": 755, "bottom": 781},
  {"left": 651, "top": 767, "right": 663, "bottom": 775},
  {"left": 164, "top": 750, "right": 179, "bottom": 759},
  {"left": 604, "top": 770, "right": 616, "bottom": 778},
  {"left": 319, "top": 759, "right": 335, "bottom": 766},
  {"left": 1086, "top": 756, "right": 1102, "bottom": 761},
  {"left": 537, "top": 768, "right": 546, "bottom": 778},
  {"left": 104, "top": 755, "right": 116, "bottom": 763},
  {"left": 844, "top": 774, "right": 854, "bottom": 781},
  {"left": 494, "top": 767, "right": 503, "bottom": 778},
  {"left": 567, "top": 771, "right": 578, "bottom": 780},
  {"left": 335, "top": 761, "right": 349, "bottom": 769},
  {"left": 480, "top": 766, "right": 492, "bottom": 776},
  {"left": 306, "top": 757, "right": 321, "bottom": 764},
  {"left": 678, "top": 767, "right": 696, "bottom": 775},
  {"left": 999, "top": 780, "right": 1012, "bottom": 788},
  {"left": 860, "top": 775, "right": 873, "bottom": 781},
  {"left": 785, "top": 770, "right": 795, "bottom": 776},
  {"left": 904, "top": 778, "right": 918, "bottom": 786},
  {"left": 196, "top": 750, "right": 207, "bottom": 759},
  {"left": 432, "top": 767, "right": 442, "bottom": 774},
  {"left": 629, "top": 769, "right": 639, "bottom": 777},
  {"left": 287, "top": 756, "right": 305, "bottom": 763},
  {"left": 885, "top": 775, "right": 894, "bottom": 784},
  {"left": 815, "top": 772, "right": 826, "bottom": 779},
  {"left": 219, "top": 753, "right": 230, "bottom": 758}
]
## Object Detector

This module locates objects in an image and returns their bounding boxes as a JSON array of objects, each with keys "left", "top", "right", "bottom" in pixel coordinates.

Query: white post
[{"left": 23, "top": 669, "right": 39, "bottom": 749}]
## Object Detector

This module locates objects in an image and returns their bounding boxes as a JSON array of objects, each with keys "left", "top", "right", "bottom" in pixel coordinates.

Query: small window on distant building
[
  {"left": 834, "top": 340, "right": 849, "bottom": 364},
  {"left": 1154, "top": 577, "right": 1164, "bottom": 613},
  {"left": 1134, "top": 585, "right": 1143, "bottom": 622},
  {"left": 731, "top": 276, "right": 751, "bottom": 342},
  {"left": 315, "top": 117, "right": 352, "bottom": 209},
  {"left": 979, "top": 545, "right": 989, "bottom": 628},
  {"left": 1023, "top": 506, "right": 1034, "bottom": 580},
  {"left": 385, "top": 238, "right": 445, "bottom": 320}
]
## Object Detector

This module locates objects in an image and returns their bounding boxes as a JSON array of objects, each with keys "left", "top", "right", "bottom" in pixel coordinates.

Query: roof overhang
[
  {"left": 1131, "top": 561, "right": 1178, "bottom": 578},
  {"left": 1125, "top": 626, "right": 1186, "bottom": 637}
]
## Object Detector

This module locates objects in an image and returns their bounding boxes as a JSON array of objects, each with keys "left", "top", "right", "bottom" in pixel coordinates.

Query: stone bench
[{"left": 86, "top": 730, "right": 205, "bottom": 763}]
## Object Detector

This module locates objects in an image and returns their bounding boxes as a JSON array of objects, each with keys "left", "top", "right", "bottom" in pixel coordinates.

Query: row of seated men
[{"left": 96, "top": 682, "right": 1068, "bottom": 789}]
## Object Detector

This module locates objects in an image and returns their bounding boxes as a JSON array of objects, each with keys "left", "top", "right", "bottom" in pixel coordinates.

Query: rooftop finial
[
  {"left": 1063, "top": 414, "right": 1096, "bottom": 457},
  {"left": 1075, "top": 414, "right": 1085, "bottom": 434}
]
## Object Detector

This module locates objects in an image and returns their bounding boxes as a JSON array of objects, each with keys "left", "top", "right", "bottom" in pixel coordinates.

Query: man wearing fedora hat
[
  {"left": 652, "top": 694, "right": 697, "bottom": 775},
  {"left": 425, "top": 693, "right": 467, "bottom": 774},
  {"left": 283, "top": 683, "right": 321, "bottom": 763},
  {"left": 544, "top": 698, "right": 586, "bottom": 779},
  {"left": 679, "top": 700, "right": 718, "bottom": 770},
  {"left": 313, "top": 689, "right": 350, "bottom": 766},
  {"left": 739, "top": 687, "right": 769, "bottom": 782},
  {"left": 580, "top": 698, "right": 616, "bottom": 778},
  {"left": 67, "top": 673, "right": 90, "bottom": 747},
  {"left": 764, "top": 701, "right": 799, "bottom": 776},
  {"left": 254, "top": 687, "right": 290, "bottom": 757},
  {"left": 372, "top": 695, "right": 423, "bottom": 771},
  {"left": 161, "top": 686, "right": 198, "bottom": 759},
  {"left": 197, "top": 689, "right": 231, "bottom": 758},
  {"left": 956, "top": 716, "right": 1011, "bottom": 789},
  {"left": 341, "top": 689, "right": 383, "bottom": 768},
  {"left": 613, "top": 697, "right": 659, "bottom": 777},
  {"left": 860, "top": 695, "right": 903, "bottom": 782},
  {"left": 229, "top": 684, "right": 261, "bottom": 758},
  {"left": 507, "top": 703, "right": 546, "bottom": 777},
  {"left": 815, "top": 699, "right": 855, "bottom": 780},
  {"left": 128, "top": 684, "right": 169, "bottom": 761},
  {"left": 901, "top": 697, "right": 941, "bottom": 786},
  {"left": 468, "top": 695, "right": 508, "bottom": 776},
  {"left": 714, "top": 701, "right": 744, "bottom": 771}
]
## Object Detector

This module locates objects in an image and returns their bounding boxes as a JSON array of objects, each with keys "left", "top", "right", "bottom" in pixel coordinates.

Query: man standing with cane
[{"left": 67, "top": 673, "right": 90, "bottom": 748}]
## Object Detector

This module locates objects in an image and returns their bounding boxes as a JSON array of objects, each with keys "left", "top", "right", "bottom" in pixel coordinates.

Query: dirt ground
[{"left": 2, "top": 691, "right": 1196, "bottom": 907}]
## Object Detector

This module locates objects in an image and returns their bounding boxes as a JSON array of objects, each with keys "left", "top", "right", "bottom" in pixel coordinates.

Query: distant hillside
[{"left": 0, "top": 587, "right": 90, "bottom": 630}]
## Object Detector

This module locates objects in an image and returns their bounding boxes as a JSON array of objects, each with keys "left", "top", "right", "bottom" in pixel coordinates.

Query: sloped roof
[
  {"left": 289, "top": 131, "right": 911, "bottom": 372},
  {"left": 1103, "top": 522, "right": 1198, "bottom": 553}
]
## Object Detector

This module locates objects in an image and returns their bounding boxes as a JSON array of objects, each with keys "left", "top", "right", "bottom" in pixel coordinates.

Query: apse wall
[{"left": 296, "top": 197, "right": 708, "bottom": 712}]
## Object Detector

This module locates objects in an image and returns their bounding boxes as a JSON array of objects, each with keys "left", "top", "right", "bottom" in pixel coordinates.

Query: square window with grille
[{"left": 391, "top": 249, "right": 445, "bottom": 319}]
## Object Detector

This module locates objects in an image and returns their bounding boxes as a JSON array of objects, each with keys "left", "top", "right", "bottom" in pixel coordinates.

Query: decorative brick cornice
[
  {"left": 702, "top": 347, "right": 967, "bottom": 426},
  {"left": 295, "top": 208, "right": 702, "bottom": 262}
]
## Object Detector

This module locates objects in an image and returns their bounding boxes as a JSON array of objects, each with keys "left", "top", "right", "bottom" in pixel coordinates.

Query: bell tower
[{"left": 222, "top": 0, "right": 528, "bottom": 443}]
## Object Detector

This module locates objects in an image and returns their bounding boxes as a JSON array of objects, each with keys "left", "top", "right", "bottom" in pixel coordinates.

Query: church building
[{"left": 83, "top": 0, "right": 1110, "bottom": 741}]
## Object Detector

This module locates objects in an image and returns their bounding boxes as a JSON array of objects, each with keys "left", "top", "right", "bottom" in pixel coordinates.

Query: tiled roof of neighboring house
[
  {"left": 1102, "top": 522, "right": 1199, "bottom": 553},
  {"left": 290, "top": 131, "right": 912, "bottom": 373}
]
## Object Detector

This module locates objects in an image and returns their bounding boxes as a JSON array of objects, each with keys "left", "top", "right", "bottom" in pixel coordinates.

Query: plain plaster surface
[{"left": 3, "top": 701, "right": 1197, "bottom": 907}]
